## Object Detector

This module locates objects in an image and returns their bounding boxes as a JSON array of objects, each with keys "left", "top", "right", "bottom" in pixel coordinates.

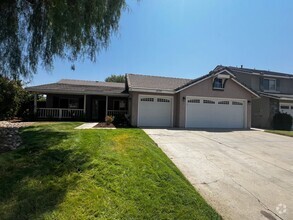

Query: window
[
  {"left": 141, "top": 97, "right": 154, "bottom": 102},
  {"left": 60, "top": 98, "right": 68, "bottom": 108},
  {"left": 68, "top": 98, "right": 79, "bottom": 109},
  {"left": 157, "top": 98, "right": 170, "bottom": 103},
  {"left": 218, "top": 101, "right": 229, "bottom": 105},
  {"left": 203, "top": 100, "right": 215, "bottom": 104},
  {"left": 280, "top": 105, "right": 289, "bottom": 110},
  {"left": 213, "top": 78, "right": 223, "bottom": 89},
  {"left": 232, "top": 101, "right": 243, "bottom": 106},
  {"left": 188, "top": 99, "right": 200, "bottom": 103},
  {"left": 113, "top": 100, "right": 126, "bottom": 110},
  {"left": 263, "top": 78, "right": 276, "bottom": 91}
]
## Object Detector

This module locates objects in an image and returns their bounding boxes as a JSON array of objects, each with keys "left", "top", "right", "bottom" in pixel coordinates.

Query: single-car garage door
[
  {"left": 186, "top": 97, "right": 246, "bottom": 128},
  {"left": 138, "top": 95, "right": 173, "bottom": 127}
]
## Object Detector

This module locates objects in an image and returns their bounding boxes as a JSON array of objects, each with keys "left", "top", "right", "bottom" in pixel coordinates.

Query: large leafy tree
[{"left": 0, "top": 0, "right": 127, "bottom": 79}]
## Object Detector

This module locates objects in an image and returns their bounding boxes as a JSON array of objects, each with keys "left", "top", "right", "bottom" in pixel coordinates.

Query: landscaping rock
[{"left": 0, "top": 121, "right": 34, "bottom": 153}]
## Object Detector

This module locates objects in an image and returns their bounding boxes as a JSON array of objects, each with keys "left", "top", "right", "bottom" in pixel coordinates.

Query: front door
[{"left": 92, "top": 98, "right": 106, "bottom": 121}]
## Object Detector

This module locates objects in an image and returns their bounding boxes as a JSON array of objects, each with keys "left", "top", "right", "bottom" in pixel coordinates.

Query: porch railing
[
  {"left": 107, "top": 110, "right": 128, "bottom": 117},
  {"left": 37, "top": 108, "right": 84, "bottom": 119}
]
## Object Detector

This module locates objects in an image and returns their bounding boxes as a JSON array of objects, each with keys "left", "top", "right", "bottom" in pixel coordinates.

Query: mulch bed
[
  {"left": 93, "top": 122, "right": 116, "bottom": 128},
  {"left": 93, "top": 122, "right": 132, "bottom": 128}
]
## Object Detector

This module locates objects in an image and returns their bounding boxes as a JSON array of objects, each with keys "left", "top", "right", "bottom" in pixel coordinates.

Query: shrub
[
  {"left": 272, "top": 112, "right": 292, "bottom": 130},
  {"left": 105, "top": 115, "right": 114, "bottom": 125},
  {"left": 113, "top": 114, "right": 125, "bottom": 124},
  {"left": 0, "top": 76, "right": 28, "bottom": 120}
]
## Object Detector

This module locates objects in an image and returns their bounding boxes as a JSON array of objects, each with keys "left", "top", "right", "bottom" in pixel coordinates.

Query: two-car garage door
[{"left": 186, "top": 97, "right": 246, "bottom": 128}]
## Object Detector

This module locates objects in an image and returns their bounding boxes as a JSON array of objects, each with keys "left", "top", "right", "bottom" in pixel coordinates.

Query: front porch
[{"left": 33, "top": 94, "right": 129, "bottom": 122}]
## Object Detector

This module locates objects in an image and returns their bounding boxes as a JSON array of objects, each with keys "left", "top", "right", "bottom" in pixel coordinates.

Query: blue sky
[{"left": 29, "top": 0, "right": 293, "bottom": 85}]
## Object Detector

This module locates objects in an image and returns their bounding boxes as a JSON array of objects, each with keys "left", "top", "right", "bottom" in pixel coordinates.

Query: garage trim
[
  {"left": 137, "top": 94, "right": 174, "bottom": 127},
  {"left": 185, "top": 96, "right": 248, "bottom": 128}
]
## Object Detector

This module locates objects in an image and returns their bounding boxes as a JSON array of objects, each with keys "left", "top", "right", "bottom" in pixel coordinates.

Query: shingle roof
[
  {"left": 175, "top": 73, "right": 212, "bottom": 91},
  {"left": 126, "top": 74, "right": 191, "bottom": 91},
  {"left": 58, "top": 79, "right": 125, "bottom": 88},
  {"left": 215, "top": 65, "right": 293, "bottom": 78},
  {"left": 259, "top": 92, "right": 293, "bottom": 101},
  {"left": 26, "top": 79, "right": 126, "bottom": 95}
]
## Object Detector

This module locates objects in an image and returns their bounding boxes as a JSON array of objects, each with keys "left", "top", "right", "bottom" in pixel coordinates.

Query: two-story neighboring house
[{"left": 215, "top": 65, "right": 293, "bottom": 129}]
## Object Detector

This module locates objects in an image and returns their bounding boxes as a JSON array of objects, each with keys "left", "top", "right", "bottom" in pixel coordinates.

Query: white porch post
[
  {"left": 83, "top": 95, "right": 86, "bottom": 114},
  {"left": 33, "top": 93, "right": 37, "bottom": 115},
  {"left": 105, "top": 96, "right": 108, "bottom": 117},
  {"left": 59, "top": 109, "right": 62, "bottom": 119}
]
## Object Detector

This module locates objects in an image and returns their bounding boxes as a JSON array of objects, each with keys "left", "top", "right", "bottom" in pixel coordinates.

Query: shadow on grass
[{"left": 0, "top": 127, "right": 89, "bottom": 220}]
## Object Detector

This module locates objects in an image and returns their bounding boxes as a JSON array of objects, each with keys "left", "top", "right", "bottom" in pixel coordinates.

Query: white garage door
[
  {"left": 280, "top": 103, "right": 293, "bottom": 117},
  {"left": 186, "top": 97, "right": 246, "bottom": 128},
  {"left": 138, "top": 96, "right": 173, "bottom": 127},
  {"left": 279, "top": 103, "right": 293, "bottom": 129}
]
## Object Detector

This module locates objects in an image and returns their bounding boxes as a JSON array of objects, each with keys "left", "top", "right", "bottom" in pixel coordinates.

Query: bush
[
  {"left": 105, "top": 115, "right": 114, "bottom": 125},
  {"left": 272, "top": 112, "right": 292, "bottom": 130},
  {"left": 0, "top": 76, "right": 29, "bottom": 120}
]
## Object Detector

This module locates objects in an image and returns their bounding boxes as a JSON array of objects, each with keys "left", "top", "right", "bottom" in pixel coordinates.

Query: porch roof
[
  {"left": 259, "top": 92, "right": 293, "bottom": 101},
  {"left": 26, "top": 79, "right": 128, "bottom": 96}
]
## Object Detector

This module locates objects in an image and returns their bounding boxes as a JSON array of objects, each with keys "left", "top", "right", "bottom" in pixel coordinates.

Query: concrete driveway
[{"left": 144, "top": 129, "right": 293, "bottom": 220}]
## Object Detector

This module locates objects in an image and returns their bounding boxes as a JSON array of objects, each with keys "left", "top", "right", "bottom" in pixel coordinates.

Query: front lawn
[
  {"left": 0, "top": 122, "right": 220, "bottom": 219},
  {"left": 266, "top": 130, "right": 293, "bottom": 137}
]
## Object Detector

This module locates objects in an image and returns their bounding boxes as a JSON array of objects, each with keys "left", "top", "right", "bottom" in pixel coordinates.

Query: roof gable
[
  {"left": 175, "top": 68, "right": 235, "bottom": 92},
  {"left": 175, "top": 68, "right": 259, "bottom": 98}
]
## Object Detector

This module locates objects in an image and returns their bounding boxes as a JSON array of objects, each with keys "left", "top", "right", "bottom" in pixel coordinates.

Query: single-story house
[{"left": 26, "top": 67, "right": 259, "bottom": 128}]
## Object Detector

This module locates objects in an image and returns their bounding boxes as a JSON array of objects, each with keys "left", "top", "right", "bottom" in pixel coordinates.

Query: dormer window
[
  {"left": 213, "top": 78, "right": 224, "bottom": 89},
  {"left": 263, "top": 78, "right": 276, "bottom": 91},
  {"left": 212, "top": 72, "right": 231, "bottom": 90},
  {"left": 213, "top": 77, "right": 226, "bottom": 90}
]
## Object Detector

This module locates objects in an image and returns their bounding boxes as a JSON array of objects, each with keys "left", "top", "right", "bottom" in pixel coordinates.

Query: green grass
[
  {"left": 266, "top": 130, "right": 293, "bottom": 137},
  {"left": 0, "top": 122, "right": 220, "bottom": 220}
]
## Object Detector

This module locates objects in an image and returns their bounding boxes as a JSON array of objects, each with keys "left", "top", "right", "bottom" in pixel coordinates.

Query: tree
[
  {"left": 0, "top": 0, "right": 127, "bottom": 79},
  {"left": 0, "top": 76, "right": 28, "bottom": 120},
  {"left": 105, "top": 74, "right": 125, "bottom": 83}
]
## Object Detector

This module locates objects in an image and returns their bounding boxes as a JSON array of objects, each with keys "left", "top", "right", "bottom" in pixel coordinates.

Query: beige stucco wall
[
  {"left": 178, "top": 77, "right": 254, "bottom": 128},
  {"left": 251, "top": 97, "right": 270, "bottom": 128},
  {"left": 130, "top": 77, "right": 256, "bottom": 128},
  {"left": 234, "top": 72, "right": 293, "bottom": 94}
]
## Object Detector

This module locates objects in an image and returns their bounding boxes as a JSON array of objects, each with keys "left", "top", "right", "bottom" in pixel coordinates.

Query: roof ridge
[
  {"left": 225, "top": 66, "right": 293, "bottom": 76},
  {"left": 126, "top": 73, "right": 192, "bottom": 81},
  {"left": 59, "top": 78, "right": 124, "bottom": 84}
]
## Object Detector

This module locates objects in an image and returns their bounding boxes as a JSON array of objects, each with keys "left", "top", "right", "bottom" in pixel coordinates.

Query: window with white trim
[
  {"left": 203, "top": 100, "right": 215, "bottom": 104},
  {"left": 213, "top": 78, "right": 224, "bottom": 89},
  {"left": 263, "top": 78, "right": 276, "bottom": 91},
  {"left": 188, "top": 99, "right": 200, "bottom": 103},
  {"left": 141, "top": 97, "right": 154, "bottom": 102},
  {"left": 157, "top": 98, "right": 170, "bottom": 103},
  {"left": 218, "top": 101, "right": 229, "bottom": 105},
  {"left": 232, "top": 101, "right": 243, "bottom": 106}
]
